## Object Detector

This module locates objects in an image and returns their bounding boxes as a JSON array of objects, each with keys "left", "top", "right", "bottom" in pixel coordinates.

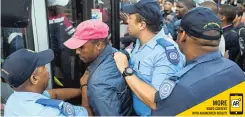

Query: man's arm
[
  {"left": 81, "top": 86, "right": 93, "bottom": 116},
  {"left": 80, "top": 70, "right": 93, "bottom": 116},
  {"left": 113, "top": 52, "right": 158, "bottom": 110},
  {"left": 47, "top": 88, "right": 81, "bottom": 101}
]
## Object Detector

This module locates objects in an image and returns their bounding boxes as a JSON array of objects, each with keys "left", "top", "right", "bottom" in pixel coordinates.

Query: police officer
[
  {"left": 151, "top": 7, "right": 245, "bottom": 115},
  {"left": 218, "top": 5, "right": 240, "bottom": 62},
  {"left": 1, "top": 49, "right": 90, "bottom": 116},
  {"left": 115, "top": 0, "right": 185, "bottom": 116}
]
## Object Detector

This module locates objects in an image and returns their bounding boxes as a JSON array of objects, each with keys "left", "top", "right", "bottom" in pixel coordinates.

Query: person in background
[
  {"left": 2, "top": 49, "right": 91, "bottom": 116},
  {"left": 164, "top": 14, "right": 176, "bottom": 38},
  {"left": 120, "top": 35, "right": 136, "bottom": 57},
  {"left": 218, "top": 5, "right": 240, "bottom": 61},
  {"left": 173, "top": 0, "right": 196, "bottom": 40},
  {"left": 172, "top": 1, "right": 177, "bottom": 12},
  {"left": 158, "top": 0, "right": 166, "bottom": 10},
  {"left": 233, "top": 6, "right": 245, "bottom": 70},
  {"left": 200, "top": 1, "right": 226, "bottom": 56},
  {"left": 47, "top": 0, "right": 76, "bottom": 87},
  {"left": 175, "top": 0, "right": 196, "bottom": 20},
  {"left": 161, "top": 0, "right": 177, "bottom": 38},
  {"left": 234, "top": 6, "right": 245, "bottom": 29},
  {"left": 162, "top": 0, "right": 177, "bottom": 22},
  {"left": 1, "top": 28, "right": 25, "bottom": 56}
]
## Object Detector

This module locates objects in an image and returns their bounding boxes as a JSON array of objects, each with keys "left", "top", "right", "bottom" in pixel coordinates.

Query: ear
[
  {"left": 139, "top": 22, "right": 147, "bottom": 31},
  {"left": 178, "top": 31, "right": 187, "bottom": 43},
  {"left": 220, "top": 16, "right": 225, "bottom": 21},
  {"left": 96, "top": 41, "right": 104, "bottom": 51},
  {"left": 29, "top": 75, "right": 39, "bottom": 85},
  {"left": 238, "top": 16, "right": 242, "bottom": 21}
]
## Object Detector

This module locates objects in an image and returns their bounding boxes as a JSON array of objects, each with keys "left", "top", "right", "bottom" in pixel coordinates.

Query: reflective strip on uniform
[
  {"left": 67, "top": 28, "right": 75, "bottom": 35},
  {"left": 8, "top": 33, "right": 23, "bottom": 44},
  {"left": 65, "top": 26, "right": 73, "bottom": 31},
  {"left": 49, "top": 17, "right": 65, "bottom": 24}
]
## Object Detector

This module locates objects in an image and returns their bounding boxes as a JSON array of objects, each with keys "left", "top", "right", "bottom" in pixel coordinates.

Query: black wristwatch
[{"left": 122, "top": 67, "right": 134, "bottom": 78}]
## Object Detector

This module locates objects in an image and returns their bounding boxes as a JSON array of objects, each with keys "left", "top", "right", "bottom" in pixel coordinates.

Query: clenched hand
[{"left": 113, "top": 52, "right": 129, "bottom": 73}]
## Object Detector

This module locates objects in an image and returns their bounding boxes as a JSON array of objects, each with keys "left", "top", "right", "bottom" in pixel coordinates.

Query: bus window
[
  {"left": 1, "top": 27, "right": 34, "bottom": 61},
  {"left": 93, "top": 0, "right": 112, "bottom": 41},
  {"left": 1, "top": 21, "right": 34, "bottom": 109},
  {"left": 46, "top": 0, "right": 80, "bottom": 89}
]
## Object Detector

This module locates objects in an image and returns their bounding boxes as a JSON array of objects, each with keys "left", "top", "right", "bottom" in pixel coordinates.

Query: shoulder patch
[
  {"left": 166, "top": 49, "right": 180, "bottom": 65},
  {"left": 36, "top": 99, "right": 75, "bottom": 116},
  {"left": 156, "top": 39, "right": 180, "bottom": 65},
  {"left": 159, "top": 79, "right": 176, "bottom": 100},
  {"left": 62, "top": 102, "right": 75, "bottom": 116}
]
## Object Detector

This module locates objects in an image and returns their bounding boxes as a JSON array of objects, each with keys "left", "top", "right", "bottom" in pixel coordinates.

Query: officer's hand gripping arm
[{"left": 113, "top": 52, "right": 157, "bottom": 110}]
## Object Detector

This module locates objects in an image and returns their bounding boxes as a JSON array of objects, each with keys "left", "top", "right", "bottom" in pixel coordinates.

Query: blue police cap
[
  {"left": 122, "top": 0, "right": 162, "bottom": 26},
  {"left": 180, "top": 7, "right": 223, "bottom": 40},
  {"left": 1, "top": 49, "right": 54, "bottom": 88}
]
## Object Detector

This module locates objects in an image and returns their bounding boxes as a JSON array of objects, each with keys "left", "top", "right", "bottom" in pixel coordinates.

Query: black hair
[
  {"left": 178, "top": 0, "right": 196, "bottom": 9},
  {"left": 48, "top": 5, "right": 64, "bottom": 16},
  {"left": 219, "top": 5, "right": 237, "bottom": 23},
  {"left": 236, "top": 6, "right": 245, "bottom": 17},
  {"left": 200, "top": 1, "right": 218, "bottom": 15}
]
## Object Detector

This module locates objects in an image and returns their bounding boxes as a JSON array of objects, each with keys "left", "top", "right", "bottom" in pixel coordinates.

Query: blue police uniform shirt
[
  {"left": 4, "top": 91, "right": 88, "bottom": 116},
  {"left": 130, "top": 29, "right": 185, "bottom": 116},
  {"left": 152, "top": 52, "right": 245, "bottom": 116}
]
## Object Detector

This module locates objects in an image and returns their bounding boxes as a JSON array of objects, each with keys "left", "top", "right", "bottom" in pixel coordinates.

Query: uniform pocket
[{"left": 139, "top": 59, "right": 153, "bottom": 76}]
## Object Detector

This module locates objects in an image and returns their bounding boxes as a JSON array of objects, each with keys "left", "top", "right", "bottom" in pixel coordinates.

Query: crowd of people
[{"left": 1, "top": 0, "right": 245, "bottom": 116}]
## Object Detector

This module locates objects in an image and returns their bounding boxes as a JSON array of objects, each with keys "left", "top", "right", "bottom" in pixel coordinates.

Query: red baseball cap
[{"left": 64, "top": 19, "right": 109, "bottom": 49}]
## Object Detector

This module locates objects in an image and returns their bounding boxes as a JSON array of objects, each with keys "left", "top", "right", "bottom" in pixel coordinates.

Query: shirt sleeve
[
  {"left": 73, "top": 106, "right": 88, "bottom": 116},
  {"left": 89, "top": 82, "right": 121, "bottom": 116},
  {"left": 153, "top": 84, "right": 197, "bottom": 116},
  {"left": 151, "top": 52, "right": 181, "bottom": 90},
  {"left": 38, "top": 102, "right": 87, "bottom": 116},
  {"left": 225, "top": 32, "right": 239, "bottom": 59},
  {"left": 42, "top": 90, "right": 51, "bottom": 99},
  {"left": 63, "top": 15, "right": 75, "bottom": 36}
]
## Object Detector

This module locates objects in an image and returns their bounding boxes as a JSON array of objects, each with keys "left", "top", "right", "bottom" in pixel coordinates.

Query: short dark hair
[
  {"left": 236, "top": 6, "right": 245, "bottom": 17},
  {"left": 219, "top": 5, "right": 237, "bottom": 23},
  {"left": 178, "top": 0, "right": 196, "bottom": 10},
  {"left": 200, "top": 1, "right": 218, "bottom": 15},
  {"left": 135, "top": 13, "right": 160, "bottom": 33},
  {"left": 191, "top": 30, "right": 221, "bottom": 47}
]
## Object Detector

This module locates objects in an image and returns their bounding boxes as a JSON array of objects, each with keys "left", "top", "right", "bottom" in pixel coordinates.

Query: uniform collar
[
  {"left": 186, "top": 51, "right": 222, "bottom": 66},
  {"left": 146, "top": 35, "right": 158, "bottom": 49},
  {"left": 87, "top": 44, "right": 113, "bottom": 75},
  {"left": 13, "top": 91, "right": 48, "bottom": 100},
  {"left": 135, "top": 34, "right": 161, "bottom": 50}
]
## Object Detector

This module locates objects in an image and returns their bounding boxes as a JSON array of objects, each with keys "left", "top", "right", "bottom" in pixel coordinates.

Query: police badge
[
  {"left": 159, "top": 79, "right": 176, "bottom": 100},
  {"left": 62, "top": 102, "right": 75, "bottom": 116}
]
